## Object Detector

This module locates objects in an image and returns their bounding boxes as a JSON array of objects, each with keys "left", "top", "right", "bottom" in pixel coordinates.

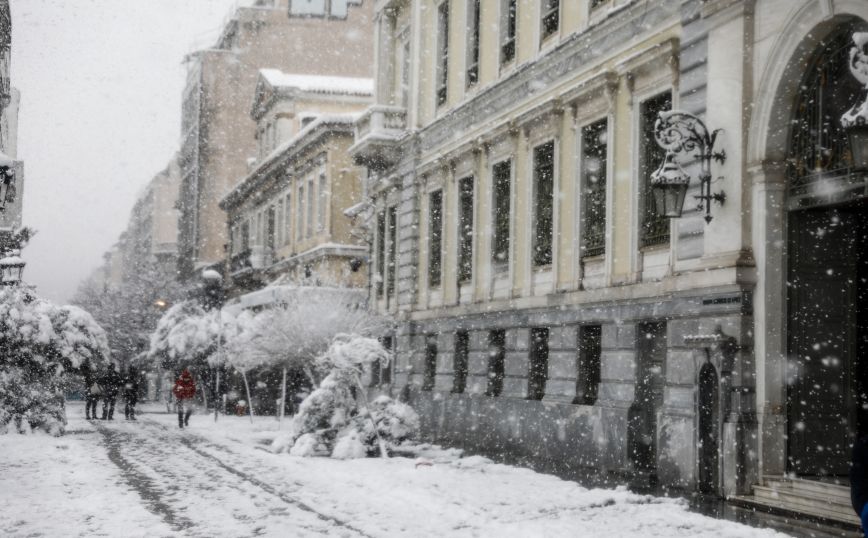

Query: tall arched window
[{"left": 788, "top": 22, "right": 868, "bottom": 193}]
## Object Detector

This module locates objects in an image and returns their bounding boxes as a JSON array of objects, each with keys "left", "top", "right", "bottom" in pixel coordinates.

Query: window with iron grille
[
  {"left": 387, "top": 206, "right": 397, "bottom": 296},
  {"left": 500, "top": 0, "right": 516, "bottom": 64},
  {"left": 466, "top": 0, "right": 480, "bottom": 87},
  {"left": 429, "top": 190, "right": 443, "bottom": 287},
  {"left": 541, "top": 0, "right": 559, "bottom": 41},
  {"left": 452, "top": 331, "right": 469, "bottom": 393},
  {"left": 788, "top": 23, "right": 866, "bottom": 193},
  {"left": 533, "top": 141, "right": 555, "bottom": 267},
  {"left": 436, "top": 2, "right": 449, "bottom": 106},
  {"left": 458, "top": 176, "right": 474, "bottom": 282},
  {"left": 492, "top": 160, "right": 511, "bottom": 265},
  {"left": 376, "top": 211, "right": 385, "bottom": 296},
  {"left": 581, "top": 119, "right": 607, "bottom": 258},
  {"left": 422, "top": 336, "right": 438, "bottom": 391},
  {"left": 640, "top": 92, "right": 672, "bottom": 248},
  {"left": 486, "top": 330, "right": 506, "bottom": 397},
  {"left": 574, "top": 325, "right": 601, "bottom": 405},
  {"left": 527, "top": 328, "right": 549, "bottom": 400}
]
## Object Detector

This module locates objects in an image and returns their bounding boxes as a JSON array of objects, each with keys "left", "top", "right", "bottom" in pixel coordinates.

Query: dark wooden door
[{"left": 787, "top": 208, "right": 858, "bottom": 476}]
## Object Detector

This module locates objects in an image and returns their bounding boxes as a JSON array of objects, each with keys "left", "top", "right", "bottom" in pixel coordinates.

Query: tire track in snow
[
  {"left": 95, "top": 424, "right": 195, "bottom": 534},
  {"left": 143, "top": 419, "right": 375, "bottom": 538}
]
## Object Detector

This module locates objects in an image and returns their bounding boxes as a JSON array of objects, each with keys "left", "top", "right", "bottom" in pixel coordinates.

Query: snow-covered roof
[{"left": 259, "top": 69, "right": 373, "bottom": 97}]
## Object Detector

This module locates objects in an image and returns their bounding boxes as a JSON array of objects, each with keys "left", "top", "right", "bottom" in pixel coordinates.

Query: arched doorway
[
  {"left": 785, "top": 20, "right": 868, "bottom": 477},
  {"left": 698, "top": 360, "right": 719, "bottom": 494}
]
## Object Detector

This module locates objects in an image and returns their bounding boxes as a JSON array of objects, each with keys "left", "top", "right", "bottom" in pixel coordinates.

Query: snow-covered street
[{"left": 0, "top": 402, "right": 790, "bottom": 538}]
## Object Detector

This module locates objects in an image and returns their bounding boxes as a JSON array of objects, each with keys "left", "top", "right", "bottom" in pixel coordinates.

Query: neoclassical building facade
[{"left": 351, "top": 0, "right": 868, "bottom": 524}]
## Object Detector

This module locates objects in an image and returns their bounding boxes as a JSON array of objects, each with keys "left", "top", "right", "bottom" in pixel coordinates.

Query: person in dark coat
[
  {"left": 100, "top": 364, "right": 122, "bottom": 420},
  {"left": 852, "top": 435, "right": 868, "bottom": 536},
  {"left": 123, "top": 367, "right": 140, "bottom": 420},
  {"left": 172, "top": 368, "right": 196, "bottom": 428},
  {"left": 82, "top": 360, "right": 101, "bottom": 420}
]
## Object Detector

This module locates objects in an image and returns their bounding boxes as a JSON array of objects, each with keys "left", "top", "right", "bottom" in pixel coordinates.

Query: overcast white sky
[{"left": 11, "top": 0, "right": 240, "bottom": 302}]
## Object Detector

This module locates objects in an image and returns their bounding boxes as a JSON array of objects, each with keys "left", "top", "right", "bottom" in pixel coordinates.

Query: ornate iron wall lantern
[
  {"left": 0, "top": 249, "right": 24, "bottom": 285},
  {"left": 840, "top": 32, "right": 868, "bottom": 170},
  {"left": 651, "top": 111, "right": 726, "bottom": 223}
]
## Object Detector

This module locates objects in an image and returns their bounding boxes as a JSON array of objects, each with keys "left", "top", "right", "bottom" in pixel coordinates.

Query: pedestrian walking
[
  {"left": 123, "top": 367, "right": 140, "bottom": 420},
  {"left": 82, "top": 360, "right": 102, "bottom": 420},
  {"left": 173, "top": 368, "right": 196, "bottom": 429},
  {"left": 100, "top": 363, "right": 121, "bottom": 420},
  {"left": 851, "top": 434, "right": 868, "bottom": 537}
]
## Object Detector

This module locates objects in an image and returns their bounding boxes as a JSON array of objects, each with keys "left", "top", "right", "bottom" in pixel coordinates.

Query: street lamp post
[
  {"left": 651, "top": 111, "right": 727, "bottom": 223},
  {"left": 841, "top": 32, "right": 868, "bottom": 170}
]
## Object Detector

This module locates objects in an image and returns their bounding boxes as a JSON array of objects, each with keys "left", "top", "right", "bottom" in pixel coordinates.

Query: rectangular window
[
  {"left": 306, "top": 176, "right": 315, "bottom": 237},
  {"left": 284, "top": 193, "right": 292, "bottom": 245},
  {"left": 640, "top": 92, "right": 672, "bottom": 247},
  {"left": 452, "top": 330, "right": 469, "bottom": 393},
  {"left": 500, "top": 0, "right": 517, "bottom": 64},
  {"left": 276, "top": 200, "right": 284, "bottom": 247},
  {"left": 380, "top": 336, "right": 393, "bottom": 385},
  {"left": 574, "top": 325, "right": 602, "bottom": 405},
  {"left": 256, "top": 211, "right": 264, "bottom": 246},
  {"left": 429, "top": 190, "right": 443, "bottom": 287},
  {"left": 541, "top": 0, "right": 559, "bottom": 41},
  {"left": 436, "top": 1, "right": 450, "bottom": 107},
  {"left": 387, "top": 206, "right": 397, "bottom": 296},
  {"left": 581, "top": 119, "right": 608, "bottom": 258},
  {"left": 458, "top": 176, "right": 474, "bottom": 282},
  {"left": 376, "top": 211, "right": 386, "bottom": 296},
  {"left": 400, "top": 38, "right": 411, "bottom": 108},
  {"left": 266, "top": 206, "right": 276, "bottom": 253},
  {"left": 486, "top": 330, "right": 506, "bottom": 397},
  {"left": 317, "top": 171, "right": 328, "bottom": 232},
  {"left": 492, "top": 160, "right": 511, "bottom": 265},
  {"left": 533, "top": 141, "right": 555, "bottom": 267},
  {"left": 528, "top": 328, "right": 549, "bottom": 400},
  {"left": 241, "top": 221, "right": 250, "bottom": 252},
  {"left": 422, "top": 336, "right": 438, "bottom": 391},
  {"left": 296, "top": 184, "right": 304, "bottom": 242},
  {"left": 466, "top": 0, "right": 480, "bottom": 87}
]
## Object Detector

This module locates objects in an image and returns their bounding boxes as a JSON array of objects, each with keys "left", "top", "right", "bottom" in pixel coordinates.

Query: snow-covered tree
[
  {"left": 147, "top": 300, "right": 220, "bottom": 371},
  {"left": 0, "top": 286, "right": 110, "bottom": 435},
  {"left": 273, "top": 334, "right": 419, "bottom": 459}
]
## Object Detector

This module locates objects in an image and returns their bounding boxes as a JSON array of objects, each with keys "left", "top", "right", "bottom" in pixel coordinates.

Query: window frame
[
  {"left": 540, "top": 0, "right": 560, "bottom": 43},
  {"left": 457, "top": 176, "right": 474, "bottom": 283},
  {"left": 638, "top": 91, "right": 673, "bottom": 249},
  {"left": 452, "top": 330, "right": 470, "bottom": 394},
  {"left": 486, "top": 329, "right": 506, "bottom": 397},
  {"left": 579, "top": 118, "right": 609, "bottom": 259},
  {"left": 527, "top": 327, "right": 549, "bottom": 400},
  {"left": 428, "top": 190, "right": 444, "bottom": 288},
  {"left": 466, "top": 0, "right": 481, "bottom": 88},
  {"left": 532, "top": 140, "right": 556, "bottom": 268},
  {"left": 500, "top": 0, "right": 517, "bottom": 65},
  {"left": 435, "top": 1, "right": 450, "bottom": 108},
  {"left": 574, "top": 325, "right": 602, "bottom": 406},
  {"left": 491, "top": 158, "right": 512, "bottom": 267},
  {"left": 422, "top": 336, "right": 438, "bottom": 391}
]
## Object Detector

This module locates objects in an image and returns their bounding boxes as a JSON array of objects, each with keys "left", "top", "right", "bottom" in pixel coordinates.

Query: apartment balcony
[{"left": 349, "top": 105, "right": 407, "bottom": 171}]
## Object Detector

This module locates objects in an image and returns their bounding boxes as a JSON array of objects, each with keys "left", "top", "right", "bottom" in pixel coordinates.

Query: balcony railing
[{"left": 349, "top": 105, "right": 407, "bottom": 171}]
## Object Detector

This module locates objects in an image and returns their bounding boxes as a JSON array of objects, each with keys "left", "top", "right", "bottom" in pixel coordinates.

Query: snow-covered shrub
[
  {"left": 0, "top": 286, "right": 109, "bottom": 435},
  {"left": 273, "top": 334, "right": 420, "bottom": 459}
]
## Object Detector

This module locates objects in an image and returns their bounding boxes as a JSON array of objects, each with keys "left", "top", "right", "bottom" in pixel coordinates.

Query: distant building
[
  {"left": 0, "top": 0, "right": 24, "bottom": 236},
  {"left": 220, "top": 70, "right": 372, "bottom": 297},
  {"left": 176, "top": 0, "right": 373, "bottom": 282},
  {"left": 350, "top": 0, "right": 868, "bottom": 526}
]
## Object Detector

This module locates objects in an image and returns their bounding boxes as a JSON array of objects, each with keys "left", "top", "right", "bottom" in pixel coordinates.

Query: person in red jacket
[{"left": 172, "top": 368, "right": 196, "bottom": 429}]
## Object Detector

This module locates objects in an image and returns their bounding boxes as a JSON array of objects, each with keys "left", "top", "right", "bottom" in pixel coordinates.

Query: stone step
[
  {"left": 762, "top": 476, "right": 851, "bottom": 502},
  {"left": 731, "top": 493, "right": 862, "bottom": 530},
  {"left": 752, "top": 485, "right": 858, "bottom": 521}
]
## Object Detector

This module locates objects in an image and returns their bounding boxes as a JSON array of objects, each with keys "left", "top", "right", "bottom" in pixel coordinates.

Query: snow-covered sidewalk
[{"left": 0, "top": 402, "right": 790, "bottom": 538}]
